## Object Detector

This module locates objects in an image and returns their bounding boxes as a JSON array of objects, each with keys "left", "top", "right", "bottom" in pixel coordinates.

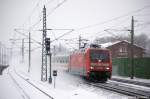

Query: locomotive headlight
[
  {"left": 106, "top": 67, "right": 110, "bottom": 70},
  {"left": 90, "top": 66, "right": 94, "bottom": 69}
]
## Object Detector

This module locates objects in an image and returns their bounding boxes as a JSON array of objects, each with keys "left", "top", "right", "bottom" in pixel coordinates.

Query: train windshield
[{"left": 90, "top": 50, "right": 110, "bottom": 62}]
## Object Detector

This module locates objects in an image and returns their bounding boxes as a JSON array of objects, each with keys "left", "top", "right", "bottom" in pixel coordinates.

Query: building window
[
  {"left": 119, "top": 47, "right": 127, "bottom": 53},
  {"left": 118, "top": 47, "right": 127, "bottom": 57}
]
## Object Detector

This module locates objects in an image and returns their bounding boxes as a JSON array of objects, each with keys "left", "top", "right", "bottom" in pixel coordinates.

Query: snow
[
  {"left": 100, "top": 41, "right": 120, "bottom": 48},
  {"left": 7, "top": 61, "right": 130, "bottom": 99},
  {"left": 0, "top": 51, "right": 138, "bottom": 99},
  {"left": 109, "top": 80, "right": 150, "bottom": 92},
  {"left": 100, "top": 40, "right": 145, "bottom": 49},
  {"left": 112, "top": 75, "right": 150, "bottom": 83},
  {"left": 0, "top": 72, "right": 24, "bottom": 99}
]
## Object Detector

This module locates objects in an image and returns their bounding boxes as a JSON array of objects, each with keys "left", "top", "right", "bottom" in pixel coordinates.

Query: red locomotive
[{"left": 68, "top": 44, "right": 112, "bottom": 82}]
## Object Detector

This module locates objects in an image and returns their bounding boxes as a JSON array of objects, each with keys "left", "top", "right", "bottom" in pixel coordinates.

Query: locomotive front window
[{"left": 90, "top": 50, "right": 110, "bottom": 62}]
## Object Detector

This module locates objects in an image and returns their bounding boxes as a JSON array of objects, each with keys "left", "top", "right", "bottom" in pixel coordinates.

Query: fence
[{"left": 112, "top": 57, "right": 150, "bottom": 79}]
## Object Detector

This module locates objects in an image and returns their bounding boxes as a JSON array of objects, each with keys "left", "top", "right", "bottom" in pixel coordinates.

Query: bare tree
[{"left": 134, "top": 34, "right": 148, "bottom": 48}]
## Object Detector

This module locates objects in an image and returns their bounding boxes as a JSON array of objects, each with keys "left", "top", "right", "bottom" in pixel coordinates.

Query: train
[
  {"left": 68, "top": 44, "right": 112, "bottom": 82},
  {"left": 52, "top": 44, "right": 112, "bottom": 82}
]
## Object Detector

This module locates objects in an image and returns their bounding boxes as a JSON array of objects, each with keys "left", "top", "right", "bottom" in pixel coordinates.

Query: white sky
[{"left": 0, "top": 0, "right": 150, "bottom": 49}]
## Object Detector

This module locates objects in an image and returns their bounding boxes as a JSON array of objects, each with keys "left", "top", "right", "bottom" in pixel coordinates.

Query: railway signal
[
  {"left": 45, "top": 38, "right": 50, "bottom": 54},
  {"left": 53, "top": 70, "right": 57, "bottom": 76},
  {"left": 53, "top": 70, "right": 57, "bottom": 88}
]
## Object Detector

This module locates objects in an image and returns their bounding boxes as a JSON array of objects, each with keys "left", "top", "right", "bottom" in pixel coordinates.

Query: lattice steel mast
[{"left": 41, "top": 5, "right": 47, "bottom": 81}]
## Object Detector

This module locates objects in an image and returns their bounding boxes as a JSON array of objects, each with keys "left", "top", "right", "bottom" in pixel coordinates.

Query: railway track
[
  {"left": 84, "top": 81, "right": 150, "bottom": 99},
  {"left": 9, "top": 68, "right": 150, "bottom": 99},
  {"left": 10, "top": 70, "right": 54, "bottom": 99},
  {"left": 111, "top": 78, "right": 150, "bottom": 88},
  {"left": 9, "top": 72, "right": 31, "bottom": 99}
]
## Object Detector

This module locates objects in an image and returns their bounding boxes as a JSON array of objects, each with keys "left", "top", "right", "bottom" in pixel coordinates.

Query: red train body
[{"left": 69, "top": 48, "right": 112, "bottom": 81}]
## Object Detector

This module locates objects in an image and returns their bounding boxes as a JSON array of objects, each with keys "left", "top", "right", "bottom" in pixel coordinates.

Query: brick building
[{"left": 101, "top": 40, "right": 145, "bottom": 58}]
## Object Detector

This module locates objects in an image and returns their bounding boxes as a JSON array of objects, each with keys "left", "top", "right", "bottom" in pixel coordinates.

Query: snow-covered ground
[
  {"left": 3, "top": 58, "right": 131, "bottom": 99},
  {"left": 1, "top": 52, "right": 144, "bottom": 99},
  {"left": 0, "top": 72, "right": 24, "bottom": 99},
  {"left": 112, "top": 75, "right": 150, "bottom": 83},
  {"left": 0, "top": 66, "right": 131, "bottom": 99}
]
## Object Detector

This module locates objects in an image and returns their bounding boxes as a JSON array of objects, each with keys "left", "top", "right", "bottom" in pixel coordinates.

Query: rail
[
  {"left": 84, "top": 81, "right": 150, "bottom": 99},
  {"left": 111, "top": 78, "right": 150, "bottom": 88},
  {"left": 11, "top": 70, "right": 54, "bottom": 99}
]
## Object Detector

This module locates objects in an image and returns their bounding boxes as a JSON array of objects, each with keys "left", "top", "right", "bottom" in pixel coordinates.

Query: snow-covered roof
[
  {"left": 100, "top": 40, "right": 145, "bottom": 49},
  {"left": 100, "top": 41, "right": 121, "bottom": 48}
]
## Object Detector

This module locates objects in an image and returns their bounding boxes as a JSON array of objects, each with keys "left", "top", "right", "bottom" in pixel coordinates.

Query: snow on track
[{"left": 0, "top": 73, "right": 25, "bottom": 99}]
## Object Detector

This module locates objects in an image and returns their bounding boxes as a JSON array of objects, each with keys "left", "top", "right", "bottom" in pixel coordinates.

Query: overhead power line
[
  {"left": 135, "top": 13, "right": 150, "bottom": 17},
  {"left": 21, "top": 0, "right": 55, "bottom": 29},
  {"left": 21, "top": 0, "right": 42, "bottom": 27},
  {"left": 14, "top": 29, "right": 42, "bottom": 45},
  {"left": 29, "top": 0, "right": 67, "bottom": 31},
  {"left": 51, "top": 29, "right": 74, "bottom": 43},
  {"left": 105, "top": 21, "right": 150, "bottom": 32},
  {"left": 47, "top": 0, "right": 67, "bottom": 16},
  {"left": 75, "top": 4, "right": 150, "bottom": 31}
]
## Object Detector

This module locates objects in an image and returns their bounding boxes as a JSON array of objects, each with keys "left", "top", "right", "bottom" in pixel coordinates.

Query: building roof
[
  {"left": 100, "top": 40, "right": 145, "bottom": 50},
  {"left": 100, "top": 41, "right": 120, "bottom": 48}
]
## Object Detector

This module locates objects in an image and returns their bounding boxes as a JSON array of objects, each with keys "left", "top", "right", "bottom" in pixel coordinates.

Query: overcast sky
[{"left": 0, "top": 0, "right": 150, "bottom": 49}]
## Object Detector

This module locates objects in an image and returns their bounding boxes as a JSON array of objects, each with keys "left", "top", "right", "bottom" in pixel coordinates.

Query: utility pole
[
  {"left": 3, "top": 47, "right": 5, "bottom": 65},
  {"left": 22, "top": 39, "right": 24, "bottom": 63},
  {"left": 1, "top": 46, "right": 3, "bottom": 66},
  {"left": 41, "top": 5, "right": 47, "bottom": 81},
  {"left": 28, "top": 32, "right": 31, "bottom": 73},
  {"left": 49, "top": 38, "right": 52, "bottom": 83},
  {"left": 53, "top": 45, "right": 56, "bottom": 56},
  {"left": 130, "top": 16, "right": 134, "bottom": 79},
  {"left": 45, "top": 37, "right": 51, "bottom": 83},
  {"left": 59, "top": 43, "right": 61, "bottom": 52},
  {"left": 0, "top": 43, "right": 1, "bottom": 65},
  {"left": 79, "top": 35, "right": 81, "bottom": 49}
]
